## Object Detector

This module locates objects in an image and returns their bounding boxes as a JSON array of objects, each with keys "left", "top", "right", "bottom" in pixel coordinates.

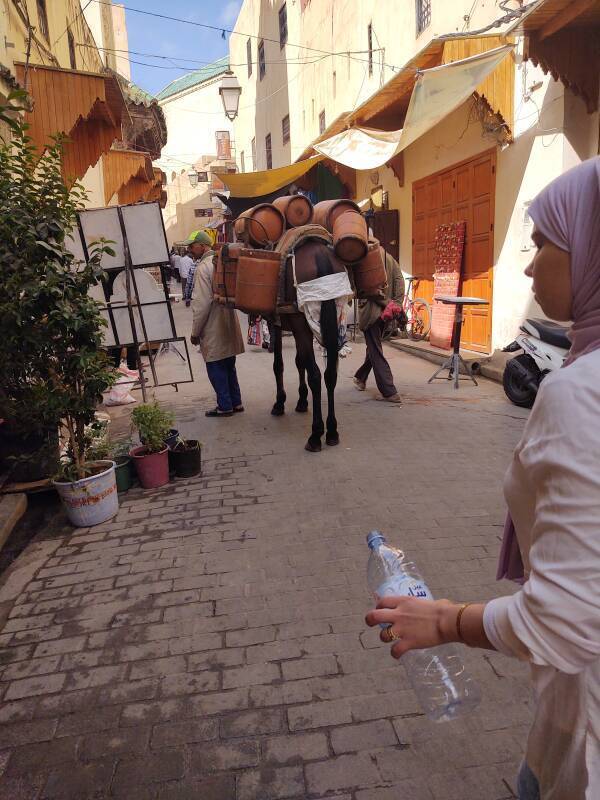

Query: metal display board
[{"left": 73, "top": 201, "right": 194, "bottom": 398}]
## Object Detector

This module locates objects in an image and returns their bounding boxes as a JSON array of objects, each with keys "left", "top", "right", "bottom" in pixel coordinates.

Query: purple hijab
[{"left": 497, "top": 157, "right": 600, "bottom": 582}]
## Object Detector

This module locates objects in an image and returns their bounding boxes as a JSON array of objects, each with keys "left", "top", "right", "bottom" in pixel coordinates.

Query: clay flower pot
[
  {"left": 273, "top": 195, "right": 314, "bottom": 228},
  {"left": 234, "top": 204, "right": 285, "bottom": 246},
  {"left": 333, "top": 211, "right": 368, "bottom": 263}
]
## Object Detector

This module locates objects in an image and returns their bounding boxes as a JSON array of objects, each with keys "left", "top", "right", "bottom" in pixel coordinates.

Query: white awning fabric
[{"left": 314, "top": 45, "right": 513, "bottom": 170}]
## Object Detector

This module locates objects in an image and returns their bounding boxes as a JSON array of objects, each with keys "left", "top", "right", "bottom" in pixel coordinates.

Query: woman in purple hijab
[{"left": 366, "top": 157, "right": 600, "bottom": 800}]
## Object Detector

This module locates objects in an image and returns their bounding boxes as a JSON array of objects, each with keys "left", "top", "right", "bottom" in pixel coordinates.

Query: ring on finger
[{"left": 382, "top": 626, "right": 401, "bottom": 643}]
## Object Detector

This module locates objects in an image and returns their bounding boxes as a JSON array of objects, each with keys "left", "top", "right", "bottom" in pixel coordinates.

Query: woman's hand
[{"left": 365, "top": 596, "right": 460, "bottom": 658}]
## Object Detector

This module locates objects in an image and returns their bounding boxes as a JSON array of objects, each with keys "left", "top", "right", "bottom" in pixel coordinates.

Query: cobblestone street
[{"left": 0, "top": 313, "right": 533, "bottom": 800}]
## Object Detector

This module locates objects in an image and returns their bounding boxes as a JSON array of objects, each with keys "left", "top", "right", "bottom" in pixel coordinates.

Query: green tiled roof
[{"left": 156, "top": 56, "right": 230, "bottom": 101}]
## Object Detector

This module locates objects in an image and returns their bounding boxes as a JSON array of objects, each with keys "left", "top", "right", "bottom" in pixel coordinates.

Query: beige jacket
[
  {"left": 357, "top": 250, "right": 405, "bottom": 332},
  {"left": 191, "top": 251, "right": 245, "bottom": 363}
]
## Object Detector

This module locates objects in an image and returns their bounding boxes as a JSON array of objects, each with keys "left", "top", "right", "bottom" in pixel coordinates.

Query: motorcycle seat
[{"left": 526, "top": 318, "right": 571, "bottom": 350}]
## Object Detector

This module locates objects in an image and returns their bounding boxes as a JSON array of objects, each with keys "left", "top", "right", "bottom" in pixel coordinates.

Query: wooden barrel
[
  {"left": 213, "top": 243, "right": 244, "bottom": 306},
  {"left": 312, "top": 199, "right": 360, "bottom": 232},
  {"left": 353, "top": 241, "right": 387, "bottom": 296},
  {"left": 333, "top": 211, "right": 368, "bottom": 263},
  {"left": 234, "top": 204, "right": 285, "bottom": 246},
  {"left": 236, "top": 250, "right": 281, "bottom": 315},
  {"left": 273, "top": 195, "right": 314, "bottom": 228}
]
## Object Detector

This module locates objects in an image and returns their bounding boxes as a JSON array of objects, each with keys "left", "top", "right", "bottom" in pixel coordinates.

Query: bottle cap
[{"left": 366, "top": 530, "right": 386, "bottom": 549}]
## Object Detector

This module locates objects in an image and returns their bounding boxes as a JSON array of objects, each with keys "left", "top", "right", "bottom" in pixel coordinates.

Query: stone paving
[{"left": 0, "top": 308, "right": 533, "bottom": 799}]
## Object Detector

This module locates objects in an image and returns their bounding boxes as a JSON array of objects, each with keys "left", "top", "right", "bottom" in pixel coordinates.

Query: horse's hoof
[
  {"left": 295, "top": 402, "right": 308, "bottom": 413},
  {"left": 326, "top": 433, "right": 340, "bottom": 447},
  {"left": 305, "top": 439, "right": 322, "bottom": 453},
  {"left": 271, "top": 405, "right": 285, "bottom": 417}
]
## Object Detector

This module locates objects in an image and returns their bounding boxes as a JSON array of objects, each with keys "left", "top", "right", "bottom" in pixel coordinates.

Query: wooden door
[
  {"left": 412, "top": 149, "right": 496, "bottom": 353},
  {"left": 372, "top": 209, "right": 399, "bottom": 262}
]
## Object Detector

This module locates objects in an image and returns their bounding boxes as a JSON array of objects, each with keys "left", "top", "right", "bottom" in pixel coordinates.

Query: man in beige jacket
[{"left": 188, "top": 232, "right": 245, "bottom": 417}]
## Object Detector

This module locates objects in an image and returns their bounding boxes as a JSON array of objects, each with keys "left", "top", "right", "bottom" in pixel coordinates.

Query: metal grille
[
  {"left": 247, "top": 38, "right": 252, "bottom": 77},
  {"left": 367, "top": 23, "right": 373, "bottom": 77},
  {"left": 282, "top": 114, "right": 290, "bottom": 144},
  {"left": 319, "top": 110, "right": 326, "bottom": 135},
  {"left": 258, "top": 41, "right": 266, "bottom": 79},
  {"left": 416, "top": 0, "right": 431, "bottom": 35},
  {"left": 265, "top": 134, "right": 272, "bottom": 169}
]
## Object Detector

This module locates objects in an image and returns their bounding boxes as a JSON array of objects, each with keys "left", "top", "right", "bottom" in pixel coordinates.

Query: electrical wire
[
  {"left": 87, "top": 0, "right": 404, "bottom": 72},
  {"left": 78, "top": 42, "right": 378, "bottom": 69},
  {"left": 53, "top": 0, "right": 93, "bottom": 48}
]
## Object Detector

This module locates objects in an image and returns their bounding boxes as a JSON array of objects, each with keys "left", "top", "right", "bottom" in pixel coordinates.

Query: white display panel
[
  {"left": 88, "top": 282, "right": 116, "bottom": 347},
  {"left": 121, "top": 202, "right": 169, "bottom": 266},
  {"left": 65, "top": 227, "right": 86, "bottom": 266},
  {"left": 79, "top": 207, "right": 126, "bottom": 270},
  {"left": 108, "top": 269, "right": 172, "bottom": 346}
]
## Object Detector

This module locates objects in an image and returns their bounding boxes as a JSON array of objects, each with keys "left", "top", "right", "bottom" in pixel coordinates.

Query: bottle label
[{"left": 376, "top": 576, "right": 433, "bottom": 602}]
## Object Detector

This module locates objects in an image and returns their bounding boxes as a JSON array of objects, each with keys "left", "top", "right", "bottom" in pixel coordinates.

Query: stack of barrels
[{"left": 213, "top": 196, "right": 387, "bottom": 315}]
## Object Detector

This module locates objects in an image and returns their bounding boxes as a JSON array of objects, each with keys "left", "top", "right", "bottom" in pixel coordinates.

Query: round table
[{"left": 427, "top": 296, "right": 489, "bottom": 389}]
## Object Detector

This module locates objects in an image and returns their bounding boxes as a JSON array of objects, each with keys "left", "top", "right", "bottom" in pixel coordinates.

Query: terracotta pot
[
  {"left": 312, "top": 199, "right": 360, "bottom": 232},
  {"left": 235, "top": 249, "right": 281, "bottom": 315},
  {"left": 353, "top": 241, "right": 387, "bottom": 296},
  {"left": 273, "top": 195, "right": 313, "bottom": 228},
  {"left": 333, "top": 210, "right": 368, "bottom": 263},
  {"left": 234, "top": 204, "right": 285, "bottom": 246},
  {"left": 213, "top": 243, "right": 244, "bottom": 306},
  {"left": 129, "top": 445, "right": 170, "bottom": 489}
]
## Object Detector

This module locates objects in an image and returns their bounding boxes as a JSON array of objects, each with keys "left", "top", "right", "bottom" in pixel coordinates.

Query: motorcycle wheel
[{"left": 503, "top": 354, "right": 540, "bottom": 408}]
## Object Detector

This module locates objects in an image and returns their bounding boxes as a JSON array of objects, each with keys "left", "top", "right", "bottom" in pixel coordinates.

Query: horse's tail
[{"left": 320, "top": 299, "right": 338, "bottom": 365}]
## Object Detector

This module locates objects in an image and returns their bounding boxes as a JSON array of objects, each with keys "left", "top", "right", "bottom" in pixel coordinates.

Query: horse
[{"left": 268, "top": 226, "right": 350, "bottom": 453}]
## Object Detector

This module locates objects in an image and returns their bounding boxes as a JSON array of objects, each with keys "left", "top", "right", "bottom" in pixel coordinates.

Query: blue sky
[{"left": 123, "top": 0, "right": 243, "bottom": 97}]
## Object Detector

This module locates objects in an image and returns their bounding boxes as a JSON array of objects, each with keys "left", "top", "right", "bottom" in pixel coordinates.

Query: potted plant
[
  {"left": 111, "top": 440, "right": 134, "bottom": 493},
  {"left": 88, "top": 436, "right": 133, "bottom": 494},
  {"left": 170, "top": 437, "right": 202, "bottom": 478},
  {"left": 130, "top": 401, "right": 174, "bottom": 489},
  {"left": 0, "top": 93, "right": 118, "bottom": 524}
]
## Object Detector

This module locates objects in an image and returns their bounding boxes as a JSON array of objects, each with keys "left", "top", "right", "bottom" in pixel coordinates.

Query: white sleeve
[{"left": 484, "top": 377, "right": 600, "bottom": 673}]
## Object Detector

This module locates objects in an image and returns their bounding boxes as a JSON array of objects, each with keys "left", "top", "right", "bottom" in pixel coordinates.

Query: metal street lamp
[
  {"left": 188, "top": 170, "right": 199, "bottom": 187},
  {"left": 219, "top": 70, "right": 242, "bottom": 121}
]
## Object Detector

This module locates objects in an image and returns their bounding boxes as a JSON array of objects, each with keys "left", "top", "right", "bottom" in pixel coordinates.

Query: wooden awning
[
  {"left": 145, "top": 168, "right": 165, "bottom": 203},
  {"left": 298, "top": 33, "right": 514, "bottom": 162},
  {"left": 508, "top": 0, "right": 600, "bottom": 113},
  {"left": 15, "top": 63, "right": 128, "bottom": 186},
  {"left": 102, "top": 149, "right": 154, "bottom": 205}
]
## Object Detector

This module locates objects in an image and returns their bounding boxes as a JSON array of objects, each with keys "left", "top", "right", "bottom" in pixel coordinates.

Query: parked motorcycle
[{"left": 502, "top": 318, "right": 570, "bottom": 407}]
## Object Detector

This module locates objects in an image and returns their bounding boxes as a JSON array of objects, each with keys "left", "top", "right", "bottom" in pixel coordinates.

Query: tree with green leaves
[{"left": 0, "top": 91, "right": 116, "bottom": 481}]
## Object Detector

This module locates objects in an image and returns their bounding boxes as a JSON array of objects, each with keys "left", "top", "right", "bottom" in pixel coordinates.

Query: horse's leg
[
  {"left": 271, "top": 323, "right": 286, "bottom": 416},
  {"left": 292, "top": 316, "right": 323, "bottom": 452},
  {"left": 320, "top": 299, "right": 340, "bottom": 446},
  {"left": 295, "top": 349, "right": 309, "bottom": 413}
]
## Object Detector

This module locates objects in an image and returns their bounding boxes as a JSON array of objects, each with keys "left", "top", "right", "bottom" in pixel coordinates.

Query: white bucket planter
[{"left": 53, "top": 460, "right": 119, "bottom": 527}]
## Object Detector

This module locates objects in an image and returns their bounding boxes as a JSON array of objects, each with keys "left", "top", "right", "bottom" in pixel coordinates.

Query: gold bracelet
[{"left": 456, "top": 602, "right": 473, "bottom": 643}]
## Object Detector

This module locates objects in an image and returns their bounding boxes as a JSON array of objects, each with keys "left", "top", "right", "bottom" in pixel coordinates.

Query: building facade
[
  {"left": 0, "top": 0, "right": 165, "bottom": 209},
  {"left": 156, "top": 58, "right": 237, "bottom": 244},
  {"left": 230, "top": 0, "right": 600, "bottom": 354}
]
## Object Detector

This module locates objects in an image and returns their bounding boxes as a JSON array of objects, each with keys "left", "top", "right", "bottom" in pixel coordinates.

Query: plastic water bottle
[{"left": 366, "top": 530, "right": 481, "bottom": 722}]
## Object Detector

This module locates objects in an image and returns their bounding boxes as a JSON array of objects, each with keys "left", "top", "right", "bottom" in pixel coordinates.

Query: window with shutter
[
  {"left": 247, "top": 38, "right": 252, "bottom": 77},
  {"left": 279, "top": 4, "right": 288, "bottom": 48},
  {"left": 265, "top": 134, "right": 272, "bottom": 169},
  {"left": 282, "top": 115, "right": 290, "bottom": 144},
  {"left": 258, "top": 41, "right": 266, "bottom": 80}
]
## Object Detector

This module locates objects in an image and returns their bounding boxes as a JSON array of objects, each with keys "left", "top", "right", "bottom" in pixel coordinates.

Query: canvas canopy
[
  {"left": 313, "top": 45, "right": 513, "bottom": 170},
  {"left": 219, "top": 155, "right": 324, "bottom": 198}
]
